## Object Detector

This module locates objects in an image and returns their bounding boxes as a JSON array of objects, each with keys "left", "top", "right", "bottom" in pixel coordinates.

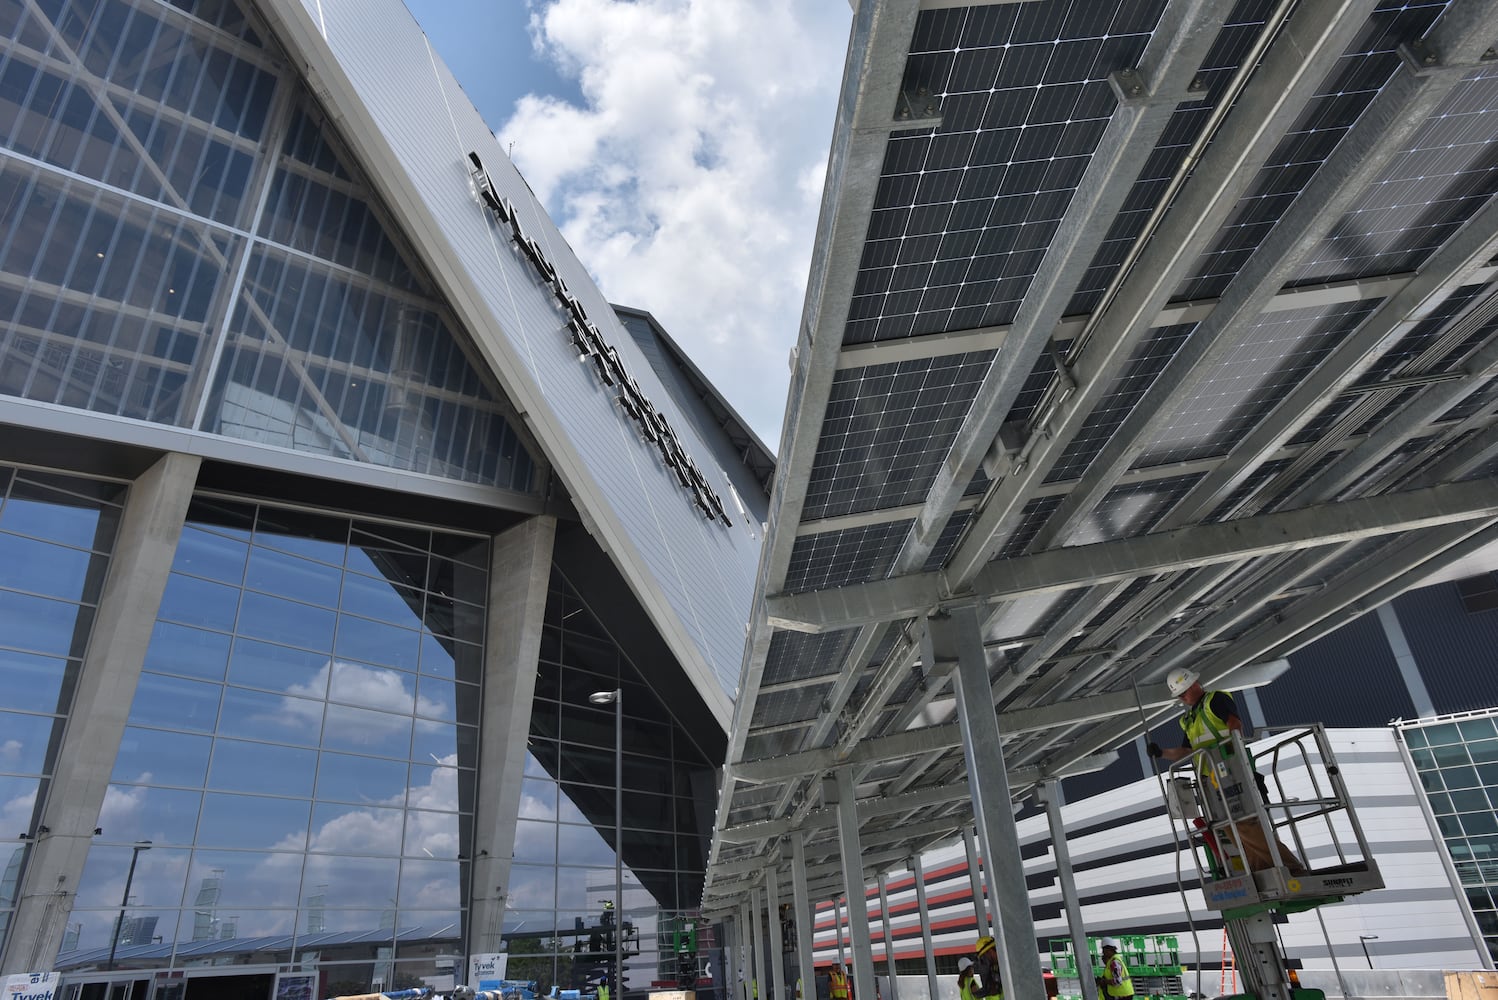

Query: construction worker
[
  {"left": 1094, "top": 940, "right": 1133, "bottom": 1000},
  {"left": 828, "top": 964, "right": 851, "bottom": 1000},
  {"left": 599, "top": 979, "right": 610, "bottom": 1000},
  {"left": 1148, "top": 669, "right": 1305, "bottom": 873},
  {"left": 957, "top": 957, "right": 977, "bottom": 1000},
  {"left": 971, "top": 936, "right": 1002, "bottom": 999}
]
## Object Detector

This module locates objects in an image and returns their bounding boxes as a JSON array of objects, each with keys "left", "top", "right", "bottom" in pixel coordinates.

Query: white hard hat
[
  {"left": 1166, "top": 669, "right": 1199, "bottom": 697},
  {"left": 1101, "top": 938, "right": 1120, "bottom": 951},
  {"left": 958, "top": 958, "right": 973, "bottom": 972}
]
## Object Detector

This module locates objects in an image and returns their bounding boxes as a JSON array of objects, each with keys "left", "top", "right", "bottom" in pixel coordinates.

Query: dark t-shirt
[{"left": 1179, "top": 690, "right": 1237, "bottom": 747}]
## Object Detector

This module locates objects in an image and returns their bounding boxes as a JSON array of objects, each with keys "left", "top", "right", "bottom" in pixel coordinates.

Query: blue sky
[{"left": 402, "top": 0, "right": 852, "bottom": 447}]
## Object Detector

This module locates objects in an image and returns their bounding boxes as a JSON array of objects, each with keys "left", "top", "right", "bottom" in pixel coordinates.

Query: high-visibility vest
[
  {"left": 829, "top": 970, "right": 850, "bottom": 1000},
  {"left": 959, "top": 974, "right": 977, "bottom": 1000},
  {"left": 1181, "top": 692, "right": 1233, "bottom": 750},
  {"left": 1102, "top": 956, "right": 1133, "bottom": 998},
  {"left": 600, "top": 986, "right": 611, "bottom": 1000}
]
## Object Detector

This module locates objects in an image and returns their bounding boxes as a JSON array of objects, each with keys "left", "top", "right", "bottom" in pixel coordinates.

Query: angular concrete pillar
[
  {"left": 2, "top": 452, "right": 200, "bottom": 974},
  {"left": 933, "top": 607, "right": 1045, "bottom": 1000},
  {"left": 469, "top": 515, "right": 558, "bottom": 954}
]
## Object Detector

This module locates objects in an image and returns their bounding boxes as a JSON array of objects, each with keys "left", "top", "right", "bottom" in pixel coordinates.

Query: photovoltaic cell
[
  {"left": 922, "top": 508, "right": 973, "bottom": 572},
  {"left": 1132, "top": 300, "right": 1382, "bottom": 468},
  {"left": 1175, "top": 0, "right": 1450, "bottom": 302},
  {"left": 782, "top": 520, "right": 912, "bottom": 594},
  {"left": 1067, "top": 0, "right": 1278, "bottom": 316},
  {"left": 762, "top": 628, "right": 862, "bottom": 686},
  {"left": 845, "top": 1, "right": 1166, "bottom": 345},
  {"left": 800, "top": 353, "right": 992, "bottom": 520},
  {"left": 1044, "top": 322, "right": 1197, "bottom": 484},
  {"left": 1066, "top": 473, "right": 1205, "bottom": 545},
  {"left": 1290, "top": 68, "right": 1498, "bottom": 286}
]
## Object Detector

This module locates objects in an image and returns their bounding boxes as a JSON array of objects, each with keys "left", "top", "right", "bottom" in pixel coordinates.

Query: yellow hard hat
[{"left": 975, "top": 935, "right": 996, "bottom": 955}]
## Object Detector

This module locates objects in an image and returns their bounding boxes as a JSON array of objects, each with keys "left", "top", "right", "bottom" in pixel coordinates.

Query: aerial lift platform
[{"left": 1165, "top": 725, "right": 1384, "bottom": 1000}]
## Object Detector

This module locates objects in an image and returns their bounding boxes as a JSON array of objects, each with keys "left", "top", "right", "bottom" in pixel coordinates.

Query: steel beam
[
  {"left": 912, "top": 854, "right": 941, "bottom": 1000},
  {"left": 1042, "top": 782, "right": 1098, "bottom": 1000},
  {"left": 899, "top": 0, "right": 1233, "bottom": 562},
  {"left": 834, "top": 768, "right": 877, "bottom": 1000},
  {"left": 962, "top": 829, "right": 989, "bottom": 940},
  {"left": 943, "top": 0, "right": 1381, "bottom": 585},
  {"left": 790, "top": 832, "right": 816, "bottom": 1000},
  {"left": 769, "top": 477, "right": 1498, "bottom": 631},
  {"left": 878, "top": 873, "right": 900, "bottom": 1000},
  {"left": 1037, "top": 0, "right": 1498, "bottom": 551},
  {"left": 939, "top": 606, "right": 1046, "bottom": 999},
  {"left": 768, "top": 866, "right": 787, "bottom": 1000}
]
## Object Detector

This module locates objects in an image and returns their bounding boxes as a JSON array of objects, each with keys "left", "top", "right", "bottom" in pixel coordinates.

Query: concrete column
[
  {"left": 469, "top": 515, "right": 558, "bottom": 954},
  {"left": 832, "top": 768, "right": 877, "bottom": 1000},
  {"left": 753, "top": 884, "right": 769, "bottom": 1000},
  {"left": 934, "top": 607, "right": 1045, "bottom": 1000},
  {"left": 962, "top": 829, "right": 987, "bottom": 938},
  {"left": 768, "top": 864, "right": 787, "bottom": 1000},
  {"left": 2, "top": 452, "right": 200, "bottom": 974},
  {"left": 911, "top": 855, "right": 939, "bottom": 1000},
  {"left": 1041, "top": 781, "right": 1096, "bottom": 1000},
  {"left": 790, "top": 832, "right": 816, "bottom": 1000},
  {"left": 877, "top": 872, "right": 900, "bottom": 1000}
]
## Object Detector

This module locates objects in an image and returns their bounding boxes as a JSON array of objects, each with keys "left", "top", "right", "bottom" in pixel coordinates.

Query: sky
[{"left": 402, "top": 0, "right": 853, "bottom": 448}]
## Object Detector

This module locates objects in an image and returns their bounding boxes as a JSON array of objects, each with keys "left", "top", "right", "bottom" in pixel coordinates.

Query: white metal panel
[{"left": 259, "top": 0, "right": 765, "bottom": 721}]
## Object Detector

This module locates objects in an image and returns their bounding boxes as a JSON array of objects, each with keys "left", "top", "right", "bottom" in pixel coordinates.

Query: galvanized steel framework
[{"left": 709, "top": 2, "right": 1498, "bottom": 999}]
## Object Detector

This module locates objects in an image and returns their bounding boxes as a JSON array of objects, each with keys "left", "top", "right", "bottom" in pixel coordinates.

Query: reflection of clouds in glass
[
  {"left": 0, "top": 739, "right": 23, "bottom": 766},
  {"left": 0, "top": 784, "right": 34, "bottom": 831},
  {"left": 404, "top": 754, "right": 458, "bottom": 812},
  {"left": 265, "top": 660, "right": 446, "bottom": 743},
  {"left": 98, "top": 781, "right": 147, "bottom": 830}
]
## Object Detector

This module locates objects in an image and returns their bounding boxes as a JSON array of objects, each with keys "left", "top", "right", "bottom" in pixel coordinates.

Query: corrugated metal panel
[
  {"left": 1394, "top": 582, "right": 1498, "bottom": 714},
  {"left": 1261, "top": 612, "right": 1416, "bottom": 727}
]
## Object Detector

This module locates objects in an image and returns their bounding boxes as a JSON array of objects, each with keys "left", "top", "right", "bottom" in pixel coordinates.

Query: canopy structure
[{"left": 706, "top": 0, "right": 1498, "bottom": 995}]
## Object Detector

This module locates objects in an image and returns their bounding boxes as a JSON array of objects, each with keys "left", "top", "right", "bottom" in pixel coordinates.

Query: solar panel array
[{"left": 705, "top": 0, "right": 1498, "bottom": 920}]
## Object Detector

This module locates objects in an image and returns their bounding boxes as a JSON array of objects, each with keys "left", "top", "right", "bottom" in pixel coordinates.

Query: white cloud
[{"left": 501, "top": 0, "right": 850, "bottom": 444}]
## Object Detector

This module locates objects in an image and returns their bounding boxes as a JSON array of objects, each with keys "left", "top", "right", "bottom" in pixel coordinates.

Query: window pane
[
  {"left": 173, "top": 525, "right": 249, "bottom": 584},
  {"left": 316, "top": 752, "right": 409, "bottom": 806},
  {"left": 208, "top": 739, "right": 316, "bottom": 797},
  {"left": 309, "top": 802, "right": 403, "bottom": 856},
  {"left": 323, "top": 704, "right": 411, "bottom": 759},
  {"left": 238, "top": 591, "right": 336, "bottom": 650},
  {"left": 0, "top": 649, "right": 72, "bottom": 714},
  {"left": 113, "top": 727, "right": 211, "bottom": 788},
  {"left": 219, "top": 686, "right": 323, "bottom": 747},
  {"left": 227, "top": 639, "right": 328, "bottom": 693},
  {"left": 157, "top": 573, "right": 240, "bottom": 631},
  {"left": 245, "top": 546, "right": 344, "bottom": 608},
  {"left": 0, "top": 532, "right": 101, "bottom": 602},
  {"left": 129, "top": 674, "right": 221, "bottom": 733},
  {"left": 198, "top": 792, "right": 310, "bottom": 850},
  {"left": 336, "top": 618, "right": 421, "bottom": 672},
  {"left": 144, "top": 622, "right": 232, "bottom": 682}
]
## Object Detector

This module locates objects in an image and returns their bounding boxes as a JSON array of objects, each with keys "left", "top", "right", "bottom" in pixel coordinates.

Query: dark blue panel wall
[
  {"left": 1256, "top": 611, "right": 1417, "bottom": 726},
  {"left": 1394, "top": 581, "right": 1498, "bottom": 715}
]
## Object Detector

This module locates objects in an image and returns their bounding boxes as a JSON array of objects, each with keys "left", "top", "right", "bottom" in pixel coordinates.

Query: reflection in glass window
[{"left": 75, "top": 498, "right": 486, "bottom": 968}]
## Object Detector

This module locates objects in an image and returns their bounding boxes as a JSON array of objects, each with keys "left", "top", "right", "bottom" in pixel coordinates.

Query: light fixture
[
  {"left": 590, "top": 688, "right": 624, "bottom": 996},
  {"left": 589, "top": 690, "right": 619, "bottom": 706}
]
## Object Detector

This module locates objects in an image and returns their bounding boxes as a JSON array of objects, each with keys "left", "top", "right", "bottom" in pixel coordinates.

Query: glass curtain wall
[
  {"left": 1399, "top": 710, "right": 1498, "bottom": 962},
  {"left": 0, "top": 0, "right": 536, "bottom": 492},
  {"left": 60, "top": 496, "right": 487, "bottom": 992},
  {"left": 0, "top": 464, "right": 125, "bottom": 949},
  {"left": 507, "top": 572, "right": 717, "bottom": 994}
]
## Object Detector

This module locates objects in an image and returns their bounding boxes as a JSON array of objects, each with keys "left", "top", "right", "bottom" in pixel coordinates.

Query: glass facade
[
  {"left": 0, "top": 0, "right": 536, "bottom": 492},
  {"left": 505, "top": 572, "right": 717, "bottom": 994},
  {"left": 1399, "top": 710, "right": 1498, "bottom": 962},
  {"left": 60, "top": 497, "right": 486, "bottom": 987},
  {"left": 0, "top": 464, "right": 126, "bottom": 948}
]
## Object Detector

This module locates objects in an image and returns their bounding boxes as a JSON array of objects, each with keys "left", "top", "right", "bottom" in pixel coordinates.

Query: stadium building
[{"left": 0, "top": 0, "right": 771, "bottom": 997}]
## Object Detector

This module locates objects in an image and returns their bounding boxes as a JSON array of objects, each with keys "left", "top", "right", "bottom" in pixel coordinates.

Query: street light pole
[
  {"left": 591, "top": 689, "right": 624, "bottom": 999},
  {"left": 108, "top": 841, "right": 152, "bottom": 971},
  {"left": 1359, "top": 934, "right": 1379, "bottom": 969}
]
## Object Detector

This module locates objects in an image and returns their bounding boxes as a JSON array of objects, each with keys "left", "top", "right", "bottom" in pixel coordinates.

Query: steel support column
[
  {"left": 834, "top": 767, "right": 878, "bottom": 1000},
  {"left": 1041, "top": 781, "right": 1096, "bottom": 1000},
  {"left": 836, "top": 896, "right": 847, "bottom": 968},
  {"left": 938, "top": 606, "right": 1045, "bottom": 999},
  {"left": 962, "top": 829, "right": 988, "bottom": 938},
  {"left": 791, "top": 832, "right": 817, "bottom": 1000},
  {"left": 740, "top": 904, "right": 753, "bottom": 1000},
  {"left": 769, "top": 864, "right": 788, "bottom": 1000},
  {"left": 753, "top": 885, "right": 769, "bottom": 1000},
  {"left": 878, "top": 872, "right": 900, "bottom": 1000},
  {"left": 911, "top": 854, "right": 940, "bottom": 1000}
]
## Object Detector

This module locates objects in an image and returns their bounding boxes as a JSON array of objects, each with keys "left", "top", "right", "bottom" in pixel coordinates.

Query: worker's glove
[{"left": 1146, "top": 742, "right": 1162, "bottom": 758}]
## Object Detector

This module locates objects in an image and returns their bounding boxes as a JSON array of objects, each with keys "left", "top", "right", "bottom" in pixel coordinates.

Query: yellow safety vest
[
  {"left": 1181, "top": 692, "right": 1233, "bottom": 750},
  {"left": 959, "top": 974, "right": 977, "bottom": 1000},
  {"left": 829, "top": 970, "right": 850, "bottom": 1000},
  {"left": 600, "top": 986, "right": 610, "bottom": 1000},
  {"left": 1102, "top": 956, "right": 1133, "bottom": 998}
]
